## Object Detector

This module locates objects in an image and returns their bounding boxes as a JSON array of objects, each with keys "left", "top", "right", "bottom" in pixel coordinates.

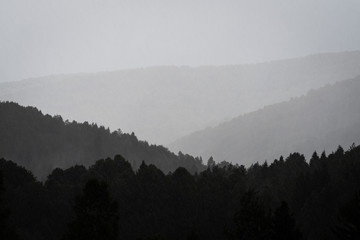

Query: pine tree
[
  {"left": 0, "top": 170, "right": 19, "bottom": 240},
  {"left": 333, "top": 192, "right": 360, "bottom": 240},
  {"left": 234, "top": 189, "right": 272, "bottom": 240},
  {"left": 63, "top": 179, "right": 119, "bottom": 240},
  {"left": 271, "top": 201, "right": 301, "bottom": 240}
]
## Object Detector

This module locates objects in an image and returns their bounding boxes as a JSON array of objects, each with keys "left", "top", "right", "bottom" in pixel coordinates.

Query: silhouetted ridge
[
  {"left": 0, "top": 102, "right": 204, "bottom": 179},
  {"left": 170, "top": 76, "right": 360, "bottom": 166}
]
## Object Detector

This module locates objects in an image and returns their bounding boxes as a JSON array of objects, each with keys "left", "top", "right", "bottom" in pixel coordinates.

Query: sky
[{"left": 1, "top": 0, "right": 360, "bottom": 82}]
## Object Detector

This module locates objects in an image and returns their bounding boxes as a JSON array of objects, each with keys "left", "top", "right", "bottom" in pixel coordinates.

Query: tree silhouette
[
  {"left": 234, "top": 189, "right": 272, "bottom": 240},
  {"left": 186, "top": 228, "right": 199, "bottom": 240},
  {"left": 136, "top": 234, "right": 164, "bottom": 240},
  {"left": 271, "top": 201, "right": 301, "bottom": 240},
  {"left": 3, "top": 144, "right": 360, "bottom": 240},
  {"left": 63, "top": 178, "right": 119, "bottom": 240},
  {"left": 333, "top": 191, "right": 360, "bottom": 240},
  {"left": 0, "top": 170, "right": 19, "bottom": 240}
]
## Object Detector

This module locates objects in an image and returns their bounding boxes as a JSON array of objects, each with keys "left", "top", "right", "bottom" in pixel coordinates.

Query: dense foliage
[
  {"left": 1, "top": 144, "right": 360, "bottom": 240},
  {"left": 63, "top": 179, "right": 119, "bottom": 240},
  {"left": 0, "top": 101, "right": 204, "bottom": 179},
  {"left": 0, "top": 170, "right": 19, "bottom": 239}
]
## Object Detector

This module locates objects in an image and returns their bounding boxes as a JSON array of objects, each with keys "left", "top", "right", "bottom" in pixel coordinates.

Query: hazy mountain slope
[
  {"left": 0, "top": 102, "right": 204, "bottom": 179},
  {"left": 169, "top": 76, "right": 360, "bottom": 166},
  {"left": 1, "top": 51, "right": 360, "bottom": 145}
]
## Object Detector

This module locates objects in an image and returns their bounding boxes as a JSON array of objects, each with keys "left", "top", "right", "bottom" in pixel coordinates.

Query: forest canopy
[{"left": 1, "top": 144, "right": 360, "bottom": 240}]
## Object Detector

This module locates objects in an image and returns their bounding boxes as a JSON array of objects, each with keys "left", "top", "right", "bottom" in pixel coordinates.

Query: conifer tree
[
  {"left": 234, "top": 189, "right": 272, "bottom": 240},
  {"left": 333, "top": 192, "right": 360, "bottom": 240},
  {"left": 63, "top": 179, "right": 119, "bottom": 240},
  {"left": 271, "top": 201, "right": 301, "bottom": 240},
  {"left": 0, "top": 170, "right": 19, "bottom": 240}
]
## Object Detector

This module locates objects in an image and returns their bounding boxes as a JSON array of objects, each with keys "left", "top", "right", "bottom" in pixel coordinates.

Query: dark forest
[{"left": 1, "top": 144, "right": 360, "bottom": 240}]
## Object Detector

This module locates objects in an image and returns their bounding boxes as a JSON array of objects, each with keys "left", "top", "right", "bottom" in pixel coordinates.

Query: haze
[{"left": 1, "top": 0, "right": 360, "bottom": 82}]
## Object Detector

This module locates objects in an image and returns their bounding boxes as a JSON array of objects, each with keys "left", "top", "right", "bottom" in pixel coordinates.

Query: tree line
[{"left": 1, "top": 144, "right": 360, "bottom": 240}]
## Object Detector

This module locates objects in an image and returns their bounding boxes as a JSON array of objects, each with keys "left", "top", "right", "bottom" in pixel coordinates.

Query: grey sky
[{"left": 1, "top": 0, "right": 360, "bottom": 82}]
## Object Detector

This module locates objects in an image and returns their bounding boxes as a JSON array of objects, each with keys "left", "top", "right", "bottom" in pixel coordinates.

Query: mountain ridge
[
  {"left": 1, "top": 51, "right": 360, "bottom": 145},
  {"left": 0, "top": 102, "right": 204, "bottom": 179},
  {"left": 169, "top": 76, "right": 360, "bottom": 165}
]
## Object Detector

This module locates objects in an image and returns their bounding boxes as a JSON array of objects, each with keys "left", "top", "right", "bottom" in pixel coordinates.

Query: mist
[
  {"left": 1, "top": 51, "right": 360, "bottom": 145},
  {"left": 2, "top": 1, "right": 360, "bottom": 240},
  {"left": 1, "top": 0, "right": 360, "bottom": 82}
]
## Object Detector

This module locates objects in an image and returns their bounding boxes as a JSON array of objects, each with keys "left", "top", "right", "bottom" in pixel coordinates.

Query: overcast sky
[{"left": 1, "top": 0, "right": 360, "bottom": 82}]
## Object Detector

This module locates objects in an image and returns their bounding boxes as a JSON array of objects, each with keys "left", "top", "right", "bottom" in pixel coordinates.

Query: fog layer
[
  {"left": 1, "top": 51, "right": 360, "bottom": 145},
  {"left": 169, "top": 76, "right": 360, "bottom": 166},
  {"left": 1, "top": 0, "right": 360, "bottom": 82}
]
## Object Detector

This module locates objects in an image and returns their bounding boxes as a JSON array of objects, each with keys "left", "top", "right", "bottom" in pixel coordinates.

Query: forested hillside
[
  {"left": 170, "top": 76, "right": 360, "bottom": 166},
  {"left": 0, "top": 102, "right": 204, "bottom": 179},
  {"left": 1, "top": 51, "right": 360, "bottom": 144},
  {"left": 1, "top": 145, "right": 360, "bottom": 240}
]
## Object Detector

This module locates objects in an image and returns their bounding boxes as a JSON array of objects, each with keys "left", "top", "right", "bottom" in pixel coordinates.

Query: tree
[
  {"left": 309, "top": 151, "right": 320, "bottom": 170},
  {"left": 186, "top": 228, "right": 199, "bottom": 240},
  {"left": 271, "top": 201, "right": 301, "bottom": 240},
  {"left": 136, "top": 234, "right": 164, "bottom": 240},
  {"left": 0, "top": 170, "right": 19, "bottom": 240},
  {"left": 63, "top": 179, "right": 119, "bottom": 240},
  {"left": 333, "top": 191, "right": 360, "bottom": 240},
  {"left": 207, "top": 157, "right": 215, "bottom": 169},
  {"left": 234, "top": 189, "right": 272, "bottom": 240}
]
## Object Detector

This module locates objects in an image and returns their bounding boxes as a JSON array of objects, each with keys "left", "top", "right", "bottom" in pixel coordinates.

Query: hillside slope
[
  {"left": 1, "top": 51, "right": 360, "bottom": 145},
  {"left": 169, "top": 76, "right": 360, "bottom": 166},
  {"left": 0, "top": 102, "right": 204, "bottom": 179}
]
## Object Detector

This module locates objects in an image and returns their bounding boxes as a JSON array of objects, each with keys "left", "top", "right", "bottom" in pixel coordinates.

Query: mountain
[
  {"left": 0, "top": 102, "right": 204, "bottom": 179},
  {"left": 169, "top": 76, "right": 360, "bottom": 166},
  {"left": 1, "top": 51, "right": 360, "bottom": 145}
]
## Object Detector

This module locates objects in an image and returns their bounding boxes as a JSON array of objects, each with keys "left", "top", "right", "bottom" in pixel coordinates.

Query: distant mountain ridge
[
  {"left": 169, "top": 76, "right": 360, "bottom": 166},
  {"left": 0, "top": 102, "right": 204, "bottom": 179},
  {"left": 1, "top": 51, "right": 360, "bottom": 145}
]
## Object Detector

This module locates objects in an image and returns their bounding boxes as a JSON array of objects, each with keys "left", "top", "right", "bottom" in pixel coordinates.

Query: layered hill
[
  {"left": 169, "top": 76, "right": 360, "bottom": 166},
  {"left": 1, "top": 51, "right": 360, "bottom": 145},
  {"left": 0, "top": 102, "right": 204, "bottom": 179}
]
